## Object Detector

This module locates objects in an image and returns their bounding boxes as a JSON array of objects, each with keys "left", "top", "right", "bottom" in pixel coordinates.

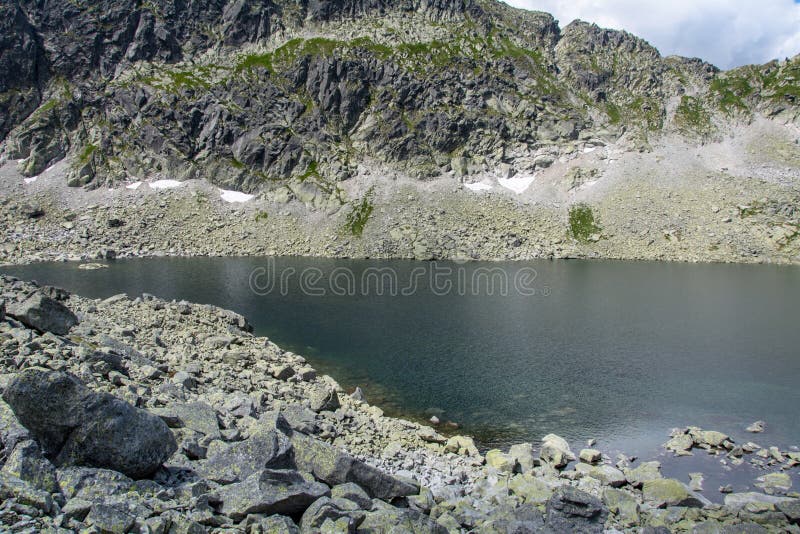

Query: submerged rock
[
  {"left": 2, "top": 368, "right": 176, "bottom": 478},
  {"left": 746, "top": 421, "right": 766, "bottom": 433}
]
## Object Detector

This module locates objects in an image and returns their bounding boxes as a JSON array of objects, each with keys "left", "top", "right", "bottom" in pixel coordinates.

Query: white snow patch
[
  {"left": 23, "top": 177, "right": 37, "bottom": 184},
  {"left": 148, "top": 179, "right": 184, "bottom": 190},
  {"left": 220, "top": 189, "right": 255, "bottom": 203},
  {"left": 464, "top": 182, "right": 493, "bottom": 192},
  {"left": 125, "top": 181, "right": 143, "bottom": 190},
  {"left": 498, "top": 175, "right": 536, "bottom": 194},
  {"left": 584, "top": 146, "right": 597, "bottom": 154}
]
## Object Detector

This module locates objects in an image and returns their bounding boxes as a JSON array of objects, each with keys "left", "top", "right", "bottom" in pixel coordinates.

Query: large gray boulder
[
  {"left": 200, "top": 427, "right": 294, "bottom": 483},
  {"left": 7, "top": 291, "right": 78, "bottom": 335},
  {"left": 2, "top": 368, "right": 177, "bottom": 478},
  {"left": 217, "top": 469, "right": 331, "bottom": 521},
  {"left": 545, "top": 486, "right": 609, "bottom": 534},
  {"left": 291, "top": 431, "right": 419, "bottom": 501}
]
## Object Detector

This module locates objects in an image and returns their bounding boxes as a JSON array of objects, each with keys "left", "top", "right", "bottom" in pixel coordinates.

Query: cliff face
[{"left": 0, "top": 0, "right": 798, "bottom": 201}]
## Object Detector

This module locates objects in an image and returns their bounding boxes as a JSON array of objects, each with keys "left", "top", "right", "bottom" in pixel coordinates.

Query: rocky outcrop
[{"left": 1, "top": 0, "right": 796, "bottom": 193}]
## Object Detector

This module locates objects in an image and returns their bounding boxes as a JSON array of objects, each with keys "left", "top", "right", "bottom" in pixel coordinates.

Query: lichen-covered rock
[
  {"left": 151, "top": 401, "right": 221, "bottom": 439},
  {"left": 200, "top": 427, "right": 293, "bottom": 483},
  {"left": 217, "top": 469, "right": 331, "bottom": 521},
  {"left": 540, "top": 434, "right": 576, "bottom": 468},
  {"left": 2, "top": 368, "right": 176, "bottom": 478},
  {"left": 7, "top": 291, "right": 78, "bottom": 335},
  {"left": 0, "top": 471, "right": 53, "bottom": 514},
  {"left": 291, "top": 431, "right": 419, "bottom": 500},
  {"left": 624, "top": 461, "right": 663, "bottom": 487},
  {"left": 545, "top": 486, "right": 608, "bottom": 533},
  {"left": 309, "top": 386, "right": 341, "bottom": 413},
  {"left": 643, "top": 478, "right": 705, "bottom": 508},
  {"left": 0, "top": 439, "right": 58, "bottom": 493},
  {"left": 485, "top": 449, "right": 518, "bottom": 473},
  {"left": 300, "top": 496, "right": 366, "bottom": 532}
]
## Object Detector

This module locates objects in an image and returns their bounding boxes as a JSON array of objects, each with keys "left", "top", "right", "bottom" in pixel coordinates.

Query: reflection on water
[{"left": 3, "top": 257, "right": 800, "bottom": 465}]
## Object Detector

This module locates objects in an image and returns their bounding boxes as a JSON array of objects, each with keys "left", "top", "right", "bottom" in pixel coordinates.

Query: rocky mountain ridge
[{"left": 1, "top": 0, "right": 798, "bottom": 203}]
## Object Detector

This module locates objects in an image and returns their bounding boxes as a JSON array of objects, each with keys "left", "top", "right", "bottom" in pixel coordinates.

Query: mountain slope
[{"left": 2, "top": 0, "right": 798, "bottom": 196}]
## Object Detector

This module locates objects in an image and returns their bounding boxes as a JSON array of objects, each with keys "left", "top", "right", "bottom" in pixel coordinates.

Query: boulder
[
  {"left": 508, "top": 474, "right": 558, "bottom": 505},
  {"left": 485, "top": 449, "right": 518, "bottom": 473},
  {"left": 755, "top": 472, "right": 792, "bottom": 494},
  {"left": 85, "top": 503, "right": 136, "bottom": 534},
  {"left": 291, "top": 432, "right": 419, "bottom": 500},
  {"left": 359, "top": 502, "right": 447, "bottom": 533},
  {"left": 200, "top": 427, "right": 293, "bottom": 483},
  {"left": 151, "top": 401, "right": 221, "bottom": 440},
  {"left": 1, "top": 439, "right": 58, "bottom": 493},
  {"left": 2, "top": 368, "right": 177, "bottom": 478},
  {"left": 217, "top": 469, "right": 330, "bottom": 521},
  {"left": 0, "top": 471, "right": 53, "bottom": 514},
  {"left": 249, "top": 515, "right": 300, "bottom": 533},
  {"left": 624, "top": 461, "right": 662, "bottom": 487},
  {"left": 509, "top": 442, "right": 537, "bottom": 473},
  {"left": 300, "top": 496, "right": 366, "bottom": 531},
  {"left": 545, "top": 486, "right": 608, "bottom": 533},
  {"left": 579, "top": 448, "right": 602, "bottom": 464},
  {"left": 777, "top": 499, "right": 800, "bottom": 525},
  {"left": 643, "top": 479, "right": 705, "bottom": 508},
  {"left": 331, "top": 482, "right": 373, "bottom": 510},
  {"left": 574, "top": 463, "right": 626, "bottom": 487},
  {"left": 7, "top": 292, "right": 78, "bottom": 335},
  {"left": 309, "top": 386, "right": 341, "bottom": 413},
  {"left": 540, "top": 434, "right": 575, "bottom": 468},
  {"left": 602, "top": 488, "right": 640, "bottom": 527},
  {"left": 444, "top": 435, "right": 480, "bottom": 458},
  {"left": 724, "top": 492, "right": 793, "bottom": 510},
  {"left": 664, "top": 433, "right": 693, "bottom": 454}
]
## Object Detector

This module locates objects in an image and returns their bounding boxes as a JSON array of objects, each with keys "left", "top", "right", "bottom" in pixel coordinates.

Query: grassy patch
[
  {"left": 297, "top": 160, "right": 319, "bottom": 182},
  {"left": 77, "top": 143, "right": 98, "bottom": 165},
  {"left": 255, "top": 210, "right": 269, "bottom": 222},
  {"left": 568, "top": 203, "right": 601, "bottom": 242},
  {"left": 235, "top": 53, "right": 273, "bottom": 73},
  {"left": 344, "top": 188, "right": 375, "bottom": 237},
  {"left": 675, "top": 95, "right": 712, "bottom": 134},
  {"left": 710, "top": 75, "right": 753, "bottom": 112}
]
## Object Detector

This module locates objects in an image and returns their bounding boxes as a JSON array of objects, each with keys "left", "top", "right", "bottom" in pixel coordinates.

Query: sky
[{"left": 503, "top": 0, "right": 800, "bottom": 69}]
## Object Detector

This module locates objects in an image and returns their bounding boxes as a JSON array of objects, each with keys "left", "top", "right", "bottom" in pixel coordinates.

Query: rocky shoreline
[{"left": 0, "top": 274, "right": 798, "bottom": 533}]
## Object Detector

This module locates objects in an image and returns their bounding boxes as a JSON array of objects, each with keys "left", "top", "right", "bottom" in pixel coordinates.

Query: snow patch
[
  {"left": 220, "top": 189, "right": 255, "bottom": 203},
  {"left": 23, "top": 177, "right": 37, "bottom": 184},
  {"left": 584, "top": 147, "right": 597, "bottom": 154},
  {"left": 498, "top": 175, "right": 536, "bottom": 194},
  {"left": 125, "top": 181, "right": 143, "bottom": 190},
  {"left": 148, "top": 179, "right": 183, "bottom": 190},
  {"left": 464, "top": 182, "right": 493, "bottom": 192}
]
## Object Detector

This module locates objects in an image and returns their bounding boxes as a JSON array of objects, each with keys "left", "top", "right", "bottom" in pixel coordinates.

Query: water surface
[{"left": 3, "top": 257, "right": 799, "bottom": 466}]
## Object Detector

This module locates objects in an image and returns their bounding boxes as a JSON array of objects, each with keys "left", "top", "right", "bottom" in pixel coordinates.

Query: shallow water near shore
[{"left": 3, "top": 257, "right": 800, "bottom": 493}]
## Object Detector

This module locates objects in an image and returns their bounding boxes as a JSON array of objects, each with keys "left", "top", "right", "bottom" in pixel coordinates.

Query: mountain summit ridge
[{"left": 0, "top": 0, "right": 798, "bottom": 198}]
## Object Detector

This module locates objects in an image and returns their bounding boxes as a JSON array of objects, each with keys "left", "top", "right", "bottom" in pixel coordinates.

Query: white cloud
[{"left": 503, "top": 0, "right": 800, "bottom": 69}]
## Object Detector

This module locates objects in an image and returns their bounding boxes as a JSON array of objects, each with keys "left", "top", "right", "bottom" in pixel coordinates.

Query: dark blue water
[{"left": 3, "top": 257, "right": 800, "bottom": 463}]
